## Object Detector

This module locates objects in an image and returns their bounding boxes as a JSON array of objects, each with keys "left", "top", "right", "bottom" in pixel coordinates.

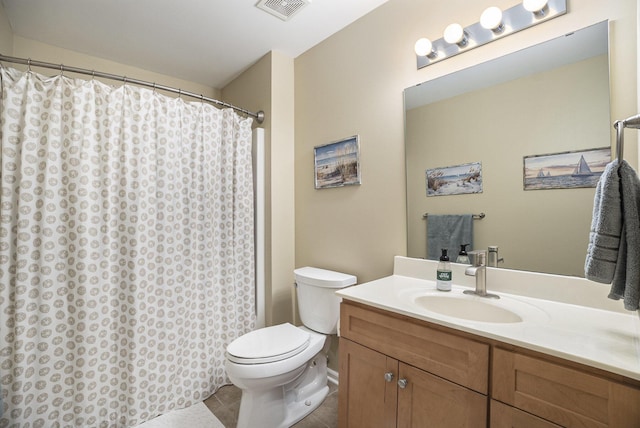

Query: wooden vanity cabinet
[
  {"left": 338, "top": 300, "right": 640, "bottom": 428},
  {"left": 338, "top": 301, "right": 489, "bottom": 428}
]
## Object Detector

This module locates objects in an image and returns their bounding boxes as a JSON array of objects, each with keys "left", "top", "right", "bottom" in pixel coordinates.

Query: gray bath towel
[
  {"left": 585, "top": 159, "right": 640, "bottom": 311},
  {"left": 585, "top": 160, "right": 622, "bottom": 283},
  {"left": 608, "top": 161, "right": 640, "bottom": 311},
  {"left": 427, "top": 214, "right": 473, "bottom": 260}
]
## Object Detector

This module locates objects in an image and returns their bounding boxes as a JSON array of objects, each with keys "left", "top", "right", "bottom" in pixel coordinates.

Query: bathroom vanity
[{"left": 336, "top": 256, "right": 640, "bottom": 428}]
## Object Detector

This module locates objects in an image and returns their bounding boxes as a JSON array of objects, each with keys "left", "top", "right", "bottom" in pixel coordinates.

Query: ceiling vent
[{"left": 256, "top": 0, "right": 311, "bottom": 21}]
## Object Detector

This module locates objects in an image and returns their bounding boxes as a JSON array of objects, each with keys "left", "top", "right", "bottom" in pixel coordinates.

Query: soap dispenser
[
  {"left": 456, "top": 244, "right": 470, "bottom": 264},
  {"left": 437, "top": 249, "right": 452, "bottom": 291}
]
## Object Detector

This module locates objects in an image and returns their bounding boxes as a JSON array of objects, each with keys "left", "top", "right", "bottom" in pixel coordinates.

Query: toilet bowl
[{"left": 224, "top": 267, "right": 356, "bottom": 428}]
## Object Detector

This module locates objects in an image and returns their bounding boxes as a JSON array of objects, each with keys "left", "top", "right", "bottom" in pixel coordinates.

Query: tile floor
[{"left": 203, "top": 382, "right": 338, "bottom": 428}]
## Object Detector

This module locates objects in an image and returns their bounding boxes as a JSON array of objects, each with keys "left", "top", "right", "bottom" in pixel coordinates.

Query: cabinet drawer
[
  {"left": 490, "top": 400, "right": 561, "bottom": 428},
  {"left": 492, "top": 348, "right": 640, "bottom": 428},
  {"left": 340, "top": 301, "right": 489, "bottom": 394}
]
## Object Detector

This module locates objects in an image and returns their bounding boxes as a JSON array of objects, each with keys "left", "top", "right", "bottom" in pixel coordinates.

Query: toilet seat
[{"left": 226, "top": 323, "right": 310, "bottom": 364}]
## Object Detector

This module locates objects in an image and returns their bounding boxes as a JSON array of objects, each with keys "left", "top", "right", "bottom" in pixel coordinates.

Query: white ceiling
[{"left": 1, "top": 0, "right": 390, "bottom": 88}]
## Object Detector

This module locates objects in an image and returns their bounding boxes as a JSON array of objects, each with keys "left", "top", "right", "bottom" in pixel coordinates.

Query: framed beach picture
[
  {"left": 523, "top": 147, "right": 610, "bottom": 190},
  {"left": 314, "top": 135, "right": 361, "bottom": 189},
  {"left": 426, "top": 162, "right": 483, "bottom": 196}
]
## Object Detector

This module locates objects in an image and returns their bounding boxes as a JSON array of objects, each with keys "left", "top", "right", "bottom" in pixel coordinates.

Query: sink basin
[
  {"left": 397, "top": 287, "right": 549, "bottom": 324},
  {"left": 414, "top": 295, "right": 522, "bottom": 323}
]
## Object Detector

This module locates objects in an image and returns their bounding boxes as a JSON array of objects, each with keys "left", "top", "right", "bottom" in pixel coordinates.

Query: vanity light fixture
[{"left": 415, "top": 0, "right": 567, "bottom": 69}]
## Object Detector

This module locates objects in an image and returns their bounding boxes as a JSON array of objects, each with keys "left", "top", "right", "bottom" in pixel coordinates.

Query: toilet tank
[{"left": 294, "top": 267, "right": 357, "bottom": 334}]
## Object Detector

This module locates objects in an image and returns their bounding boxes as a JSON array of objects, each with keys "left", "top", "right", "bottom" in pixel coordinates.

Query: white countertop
[{"left": 336, "top": 257, "right": 640, "bottom": 382}]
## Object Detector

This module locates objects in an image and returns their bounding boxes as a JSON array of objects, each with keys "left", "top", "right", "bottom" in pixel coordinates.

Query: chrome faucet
[{"left": 464, "top": 250, "right": 499, "bottom": 299}]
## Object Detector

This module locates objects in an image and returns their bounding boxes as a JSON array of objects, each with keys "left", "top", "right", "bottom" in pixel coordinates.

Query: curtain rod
[{"left": 0, "top": 53, "right": 265, "bottom": 124}]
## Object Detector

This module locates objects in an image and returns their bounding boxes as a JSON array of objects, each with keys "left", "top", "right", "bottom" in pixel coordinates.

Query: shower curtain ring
[
  {"left": 27, "top": 58, "right": 32, "bottom": 72},
  {"left": 59, "top": 63, "right": 64, "bottom": 75},
  {"left": 152, "top": 82, "right": 157, "bottom": 92}
]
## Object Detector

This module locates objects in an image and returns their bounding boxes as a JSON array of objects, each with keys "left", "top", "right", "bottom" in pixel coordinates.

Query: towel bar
[
  {"left": 422, "top": 212, "right": 485, "bottom": 220},
  {"left": 614, "top": 113, "right": 640, "bottom": 162}
]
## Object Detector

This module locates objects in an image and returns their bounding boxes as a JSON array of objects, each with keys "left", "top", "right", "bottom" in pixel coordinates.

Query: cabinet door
[
  {"left": 397, "top": 363, "right": 487, "bottom": 428},
  {"left": 493, "top": 348, "right": 640, "bottom": 428},
  {"left": 490, "top": 400, "right": 561, "bottom": 428},
  {"left": 338, "top": 338, "right": 398, "bottom": 428}
]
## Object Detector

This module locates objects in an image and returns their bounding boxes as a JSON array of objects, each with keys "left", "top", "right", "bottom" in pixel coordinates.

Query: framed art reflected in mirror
[{"left": 523, "top": 147, "right": 610, "bottom": 190}]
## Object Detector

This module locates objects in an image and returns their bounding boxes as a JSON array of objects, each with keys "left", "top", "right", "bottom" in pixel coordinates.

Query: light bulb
[
  {"left": 523, "top": 0, "right": 549, "bottom": 13},
  {"left": 414, "top": 38, "right": 434, "bottom": 57},
  {"left": 444, "top": 23, "right": 467, "bottom": 46},
  {"left": 480, "top": 6, "right": 504, "bottom": 31}
]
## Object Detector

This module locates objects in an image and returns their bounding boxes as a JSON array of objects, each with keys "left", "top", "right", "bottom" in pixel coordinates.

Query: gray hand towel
[
  {"left": 608, "top": 160, "right": 640, "bottom": 311},
  {"left": 585, "top": 160, "right": 622, "bottom": 283},
  {"left": 426, "top": 214, "right": 473, "bottom": 260}
]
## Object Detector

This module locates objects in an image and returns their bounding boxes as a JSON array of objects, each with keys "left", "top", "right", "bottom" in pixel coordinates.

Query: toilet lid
[{"left": 226, "top": 323, "right": 311, "bottom": 364}]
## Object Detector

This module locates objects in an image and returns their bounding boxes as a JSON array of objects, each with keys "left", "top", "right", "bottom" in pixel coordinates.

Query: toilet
[{"left": 225, "top": 267, "right": 356, "bottom": 428}]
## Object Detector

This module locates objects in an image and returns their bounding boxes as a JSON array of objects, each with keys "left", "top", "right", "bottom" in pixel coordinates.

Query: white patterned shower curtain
[{"left": 0, "top": 66, "right": 256, "bottom": 427}]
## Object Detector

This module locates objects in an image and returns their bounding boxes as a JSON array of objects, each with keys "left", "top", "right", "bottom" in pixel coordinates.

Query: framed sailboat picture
[{"left": 523, "top": 147, "right": 611, "bottom": 190}]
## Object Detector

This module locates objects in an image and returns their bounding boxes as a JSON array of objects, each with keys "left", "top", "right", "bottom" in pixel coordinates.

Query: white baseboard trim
[{"left": 327, "top": 368, "right": 339, "bottom": 386}]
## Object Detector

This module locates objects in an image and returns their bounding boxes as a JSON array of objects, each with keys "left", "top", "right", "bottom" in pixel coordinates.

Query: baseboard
[{"left": 327, "top": 368, "right": 339, "bottom": 386}]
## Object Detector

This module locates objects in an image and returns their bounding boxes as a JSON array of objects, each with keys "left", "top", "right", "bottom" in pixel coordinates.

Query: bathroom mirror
[{"left": 404, "top": 21, "right": 610, "bottom": 277}]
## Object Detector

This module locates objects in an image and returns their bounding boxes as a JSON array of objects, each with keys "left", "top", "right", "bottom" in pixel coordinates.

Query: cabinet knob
[
  {"left": 384, "top": 372, "right": 394, "bottom": 382},
  {"left": 397, "top": 378, "right": 408, "bottom": 389}
]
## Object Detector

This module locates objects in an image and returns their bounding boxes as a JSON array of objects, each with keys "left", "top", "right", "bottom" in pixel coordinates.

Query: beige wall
[
  {"left": 294, "top": 0, "right": 637, "bottom": 285},
  {"left": 9, "top": 36, "right": 219, "bottom": 99},
  {"left": 406, "top": 55, "right": 609, "bottom": 277},
  {"left": 0, "top": 4, "right": 12, "bottom": 54},
  {"left": 267, "top": 52, "right": 296, "bottom": 325},
  {"left": 222, "top": 51, "right": 297, "bottom": 327}
]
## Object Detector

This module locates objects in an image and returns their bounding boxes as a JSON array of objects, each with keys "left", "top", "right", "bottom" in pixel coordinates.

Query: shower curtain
[{"left": 0, "top": 66, "right": 256, "bottom": 427}]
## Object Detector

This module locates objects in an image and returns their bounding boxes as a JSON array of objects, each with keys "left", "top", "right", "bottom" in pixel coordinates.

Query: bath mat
[{"left": 135, "top": 402, "right": 225, "bottom": 428}]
